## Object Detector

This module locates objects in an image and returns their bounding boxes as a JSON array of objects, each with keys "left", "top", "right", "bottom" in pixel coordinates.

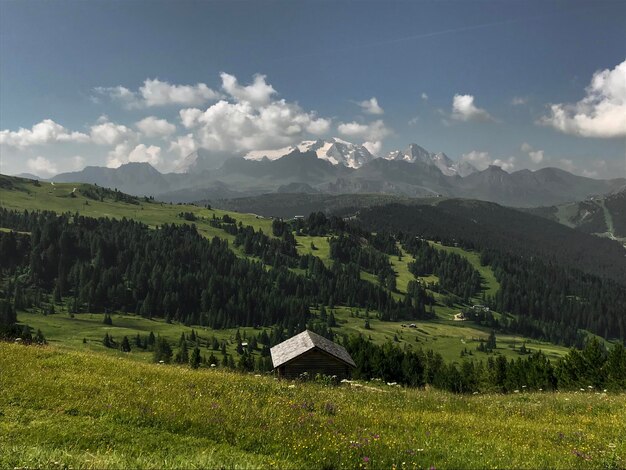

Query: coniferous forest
[{"left": 1, "top": 203, "right": 626, "bottom": 393}]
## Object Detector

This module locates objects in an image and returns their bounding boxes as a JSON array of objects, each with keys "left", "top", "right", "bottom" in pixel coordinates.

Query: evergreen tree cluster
[
  {"left": 0, "top": 209, "right": 430, "bottom": 330},
  {"left": 357, "top": 204, "right": 626, "bottom": 342},
  {"left": 402, "top": 236, "right": 481, "bottom": 301},
  {"left": 346, "top": 335, "right": 626, "bottom": 393}
]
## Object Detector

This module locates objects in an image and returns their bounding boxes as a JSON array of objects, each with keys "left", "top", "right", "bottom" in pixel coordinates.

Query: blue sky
[{"left": 1, "top": 0, "right": 624, "bottom": 178}]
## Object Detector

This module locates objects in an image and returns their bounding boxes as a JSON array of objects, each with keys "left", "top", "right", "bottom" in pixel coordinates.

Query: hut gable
[{"left": 270, "top": 330, "right": 356, "bottom": 379}]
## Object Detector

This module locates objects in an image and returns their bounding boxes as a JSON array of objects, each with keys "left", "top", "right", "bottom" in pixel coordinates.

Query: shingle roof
[{"left": 270, "top": 330, "right": 356, "bottom": 369}]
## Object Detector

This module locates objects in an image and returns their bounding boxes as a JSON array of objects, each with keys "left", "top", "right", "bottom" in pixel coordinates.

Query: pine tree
[
  {"left": 153, "top": 336, "right": 173, "bottom": 363},
  {"left": 120, "top": 336, "right": 131, "bottom": 352},
  {"left": 34, "top": 329, "right": 46, "bottom": 345},
  {"left": 486, "top": 330, "right": 497, "bottom": 351},
  {"left": 189, "top": 346, "right": 201, "bottom": 369},
  {"left": 175, "top": 341, "right": 189, "bottom": 364}
]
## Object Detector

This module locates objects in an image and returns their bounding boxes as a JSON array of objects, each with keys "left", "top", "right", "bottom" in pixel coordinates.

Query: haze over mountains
[{"left": 45, "top": 138, "right": 625, "bottom": 207}]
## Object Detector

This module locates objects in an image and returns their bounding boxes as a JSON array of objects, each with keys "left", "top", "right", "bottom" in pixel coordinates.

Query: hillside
[
  {"left": 525, "top": 188, "right": 626, "bottom": 246},
  {"left": 2, "top": 343, "right": 624, "bottom": 469},
  {"left": 0, "top": 174, "right": 586, "bottom": 359}
]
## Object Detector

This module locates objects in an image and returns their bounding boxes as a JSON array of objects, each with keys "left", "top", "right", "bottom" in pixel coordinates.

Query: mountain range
[{"left": 41, "top": 138, "right": 625, "bottom": 207}]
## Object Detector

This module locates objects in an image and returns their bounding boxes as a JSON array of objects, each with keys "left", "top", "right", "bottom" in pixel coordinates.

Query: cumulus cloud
[
  {"left": 169, "top": 133, "right": 198, "bottom": 159},
  {"left": 492, "top": 157, "right": 516, "bottom": 172},
  {"left": 540, "top": 59, "right": 626, "bottom": 138},
  {"left": 451, "top": 94, "right": 494, "bottom": 122},
  {"left": 136, "top": 116, "right": 176, "bottom": 138},
  {"left": 106, "top": 142, "right": 162, "bottom": 168},
  {"left": 94, "top": 79, "right": 221, "bottom": 108},
  {"left": 27, "top": 156, "right": 58, "bottom": 176},
  {"left": 337, "top": 120, "right": 390, "bottom": 155},
  {"left": 528, "top": 150, "right": 544, "bottom": 164},
  {"left": 511, "top": 96, "right": 528, "bottom": 106},
  {"left": 358, "top": 97, "right": 384, "bottom": 115},
  {"left": 459, "top": 151, "right": 492, "bottom": 169},
  {"left": 178, "top": 74, "right": 331, "bottom": 153},
  {"left": 421, "top": 93, "right": 429, "bottom": 101},
  {"left": 520, "top": 142, "right": 544, "bottom": 164},
  {"left": 337, "top": 119, "right": 391, "bottom": 142},
  {"left": 0, "top": 119, "right": 89, "bottom": 148},
  {"left": 362, "top": 141, "right": 382, "bottom": 156},
  {"left": 220, "top": 73, "right": 276, "bottom": 106},
  {"left": 460, "top": 151, "right": 515, "bottom": 172},
  {"left": 69, "top": 155, "right": 86, "bottom": 171},
  {"left": 90, "top": 120, "right": 134, "bottom": 145}
]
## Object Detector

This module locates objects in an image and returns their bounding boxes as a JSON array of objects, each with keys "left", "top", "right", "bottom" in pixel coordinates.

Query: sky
[{"left": 1, "top": 0, "right": 625, "bottom": 179}]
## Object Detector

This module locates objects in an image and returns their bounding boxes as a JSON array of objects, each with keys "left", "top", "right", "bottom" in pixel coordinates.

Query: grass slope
[
  {"left": 2, "top": 343, "right": 624, "bottom": 469},
  {"left": 0, "top": 176, "right": 273, "bottom": 242}
]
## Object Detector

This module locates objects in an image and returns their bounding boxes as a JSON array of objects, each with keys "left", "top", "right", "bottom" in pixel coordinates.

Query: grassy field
[
  {"left": 328, "top": 307, "right": 569, "bottom": 363},
  {"left": 1, "top": 342, "right": 624, "bottom": 469},
  {"left": 16, "top": 311, "right": 262, "bottom": 362},
  {"left": 0, "top": 177, "right": 274, "bottom": 242},
  {"left": 17, "top": 304, "right": 570, "bottom": 367}
]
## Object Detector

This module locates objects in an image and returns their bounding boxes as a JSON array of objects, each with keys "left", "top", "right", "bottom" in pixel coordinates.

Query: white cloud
[
  {"left": 460, "top": 151, "right": 515, "bottom": 172},
  {"left": 68, "top": 155, "right": 86, "bottom": 171},
  {"left": 129, "top": 144, "right": 161, "bottom": 165},
  {"left": 358, "top": 97, "right": 384, "bottom": 115},
  {"left": 511, "top": 96, "right": 528, "bottom": 106},
  {"left": 337, "top": 119, "right": 391, "bottom": 142},
  {"left": 528, "top": 150, "right": 544, "bottom": 164},
  {"left": 408, "top": 116, "right": 419, "bottom": 126},
  {"left": 93, "top": 86, "right": 136, "bottom": 106},
  {"left": 169, "top": 133, "right": 198, "bottom": 159},
  {"left": 558, "top": 158, "right": 577, "bottom": 173},
  {"left": 521, "top": 142, "right": 533, "bottom": 153},
  {"left": 106, "top": 142, "right": 162, "bottom": 168},
  {"left": 0, "top": 119, "right": 89, "bottom": 148},
  {"left": 362, "top": 141, "right": 382, "bottom": 156},
  {"left": 94, "top": 79, "right": 221, "bottom": 108},
  {"left": 27, "top": 156, "right": 58, "bottom": 176},
  {"left": 492, "top": 157, "right": 516, "bottom": 172},
  {"left": 520, "top": 142, "right": 545, "bottom": 164},
  {"left": 451, "top": 94, "right": 493, "bottom": 122},
  {"left": 178, "top": 74, "right": 332, "bottom": 153},
  {"left": 540, "top": 59, "right": 626, "bottom": 138},
  {"left": 459, "top": 151, "right": 492, "bottom": 170},
  {"left": 221, "top": 73, "right": 276, "bottom": 106},
  {"left": 136, "top": 116, "right": 176, "bottom": 138},
  {"left": 140, "top": 79, "right": 220, "bottom": 107},
  {"left": 90, "top": 120, "right": 134, "bottom": 145},
  {"left": 421, "top": 93, "right": 429, "bottom": 101},
  {"left": 180, "top": 108, "right": 204, "bottom": 128}
]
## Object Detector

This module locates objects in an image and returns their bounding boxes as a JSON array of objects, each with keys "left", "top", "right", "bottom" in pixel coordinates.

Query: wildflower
[{"left": 363, "top": 457, "right": 370, "bottom": 463}]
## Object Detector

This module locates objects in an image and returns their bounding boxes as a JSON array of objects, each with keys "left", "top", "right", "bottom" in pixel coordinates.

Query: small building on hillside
[{"left": 270, "top": 330, "right": 356, "bottom": 379}]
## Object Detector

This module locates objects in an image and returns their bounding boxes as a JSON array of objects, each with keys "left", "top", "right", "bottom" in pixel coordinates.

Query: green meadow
[{"left": 1, "top": 343, "right": 624, "bottom": 469}]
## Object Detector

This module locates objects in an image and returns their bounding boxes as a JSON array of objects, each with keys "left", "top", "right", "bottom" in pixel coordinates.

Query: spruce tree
[
  {"left": 153, "top": 336, "right": 173, "bottom": 363},
  {"left": 190, "top": 346, "right": 201, "bottom": 369},
  {"left": 176, "top": 341, "right": 189, "bottom": 364},
  {"left": 120, "top": 336, "right": 131, "bottom": 352}
]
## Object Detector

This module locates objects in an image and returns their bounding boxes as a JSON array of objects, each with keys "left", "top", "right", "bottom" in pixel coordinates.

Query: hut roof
[{"left": 270, "top": 330, "right": 356, "bottom": 369}]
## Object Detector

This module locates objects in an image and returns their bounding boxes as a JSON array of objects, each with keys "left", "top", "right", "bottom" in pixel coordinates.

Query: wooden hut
[{"left": 270, "top": 330, "right": 356, "bottom": 379}]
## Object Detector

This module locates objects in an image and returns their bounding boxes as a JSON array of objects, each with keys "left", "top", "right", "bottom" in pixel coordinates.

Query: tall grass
[{"left": 1, "top": 343, "right": 624, "bottom": 469}]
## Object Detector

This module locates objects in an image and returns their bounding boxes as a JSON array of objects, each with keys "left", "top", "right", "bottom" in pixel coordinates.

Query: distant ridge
[{"left": 46, "top": 140, "right": 625, "bottom": 207}]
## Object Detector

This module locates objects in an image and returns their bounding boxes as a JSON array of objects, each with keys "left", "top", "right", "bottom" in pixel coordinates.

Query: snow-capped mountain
[
  {"left": 384, "top": 144, "right": 477, "bottom": 177},
  {"left": 245, "top": 138, "right": 376, "bottom": 169}
]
